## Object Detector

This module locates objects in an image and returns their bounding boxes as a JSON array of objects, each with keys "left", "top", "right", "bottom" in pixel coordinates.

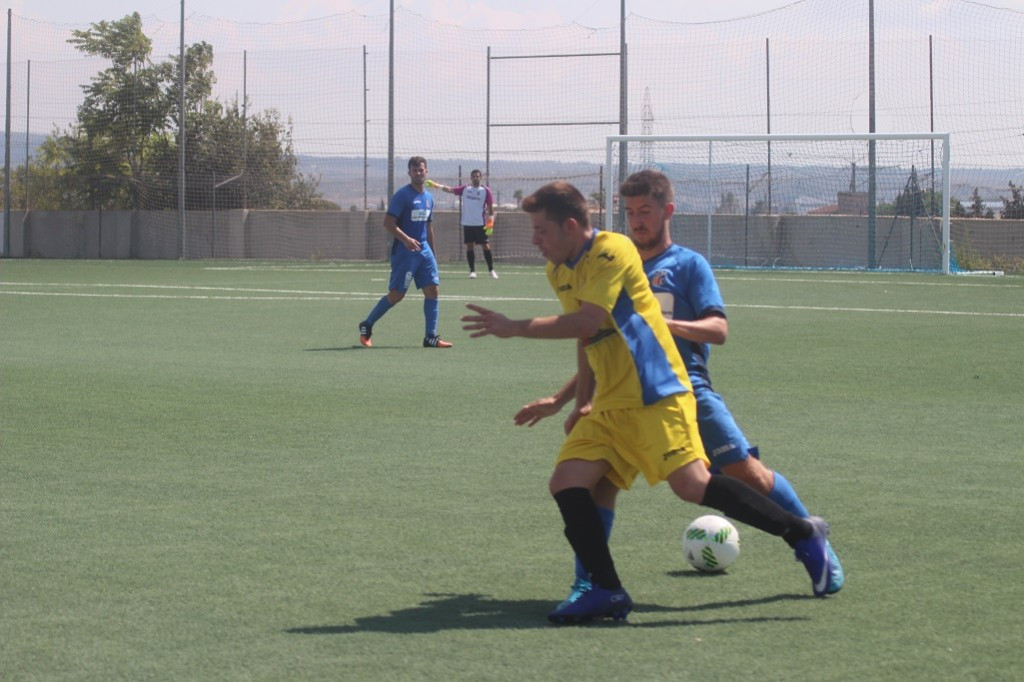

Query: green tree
[
  {"left": 969, "top": 188, "right": 985, "bottom": 218},
  {"left": 1000, "top": 181, "right": 1024, "bottom": 219},
  {"left": 715, "top": 191, "right": 738, "bottom": 214},
  {"left": 27, "top": 13, "right": 323, "bottom": 211},
  {"left": 65, "top": 14, "right": 172, "bottom": 209}
]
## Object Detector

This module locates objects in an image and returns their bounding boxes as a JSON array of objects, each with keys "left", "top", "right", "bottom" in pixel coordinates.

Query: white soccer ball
[{"left": 683, "top": 515, "right": 740, "bottom": 572}]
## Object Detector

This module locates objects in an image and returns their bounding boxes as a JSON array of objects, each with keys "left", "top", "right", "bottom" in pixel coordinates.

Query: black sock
[
  {"left": 484, "top": 249, "right": 494, "bottom": 270},
  {"left": 700, "top": 475, "right": 812, "bottom": 547},
  {"left": 553, "top": 488, "right": 621, "bottom": 589},
  {"left": 466, "top": 249, "right": 476, "bottom": 272}
]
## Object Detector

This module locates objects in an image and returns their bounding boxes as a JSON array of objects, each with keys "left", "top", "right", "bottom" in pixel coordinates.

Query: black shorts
[{"left": 463, "top": 225, "right": 489, "bottom": 245}]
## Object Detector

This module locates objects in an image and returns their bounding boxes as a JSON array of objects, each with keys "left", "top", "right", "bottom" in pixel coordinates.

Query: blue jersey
[
  {"left": 388, "top": 184, "right": 434, "bottom": 252},
  {"left": 643, "top": 244, "right": 725, "bottom": 389}
]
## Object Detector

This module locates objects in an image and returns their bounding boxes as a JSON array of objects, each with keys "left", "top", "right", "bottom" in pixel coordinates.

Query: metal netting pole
[
  {"left": 3, "top": 9, "right": 12, "bottom": 257},
  {"left": 24, "top": 60, "right": 29, "bottom": 210},
  {"left": 178, "top": 0, "right": 186, "bottom": 259}
]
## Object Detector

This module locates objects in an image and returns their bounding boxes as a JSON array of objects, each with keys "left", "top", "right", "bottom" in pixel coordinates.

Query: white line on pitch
[
  {"left": 732, "top": 303, "right": 1024, "bottom": 318},
  {"left": 2, "top": 282, "right": 1020, "bottom": 316},
  {"left": 717, "top": 275, "right": 1020, "bottom": 289}
]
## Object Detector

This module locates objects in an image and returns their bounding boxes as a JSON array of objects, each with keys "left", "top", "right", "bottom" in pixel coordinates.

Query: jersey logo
[
  {"left": 597, "top": 252, "right": 615, "bottom": 261},
  {"left": 650, "top": 269, "right": 670, "bottom": 287},
  {"left": 662, "top": 446, "right": 687, "bottom": 461},
  {"left": 557, "top": 284, "right": 572, "bottom": 292},
  {"left": 411, "top": 208, "right": 431, "bottom": 221}
]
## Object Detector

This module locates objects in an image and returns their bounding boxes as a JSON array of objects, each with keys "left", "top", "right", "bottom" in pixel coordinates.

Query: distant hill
[
  {"left": 300, "top": 154, "right": 1024, "bottom": 214},
  {"left": 6, "top": 133, "right": 49, "bottom": 166},
  {"left": 299, "top": 156, "right": 605, "bottom": 211},
  {"left": 8, "top": 136, "right": 1020, "bottom": 214}
]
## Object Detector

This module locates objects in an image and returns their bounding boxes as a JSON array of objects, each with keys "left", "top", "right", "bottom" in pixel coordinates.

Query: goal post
[{"left": 604, "top": 133, "right": 952, "bottom": 273}]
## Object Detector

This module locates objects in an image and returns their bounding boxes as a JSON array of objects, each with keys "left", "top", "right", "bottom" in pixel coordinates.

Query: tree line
[{"left": 8, "top": 13, "right": 333, "bottom": 212}]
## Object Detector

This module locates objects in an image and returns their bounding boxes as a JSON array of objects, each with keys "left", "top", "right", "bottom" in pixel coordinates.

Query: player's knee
[
  {"left": 667, "top": 461, "right": 711, "bottom": 504},
  {"left": 721, "top": 457, "right": 774, "bottom": 495},
  {"left": 549, "top": 460, "right": 608, "bottom": 496},
  {"left": 387, "top": 290, "right": 405, "bottom": 304},
  {"left": 592, "top": 478, "right": 620, "bottom": 509}
]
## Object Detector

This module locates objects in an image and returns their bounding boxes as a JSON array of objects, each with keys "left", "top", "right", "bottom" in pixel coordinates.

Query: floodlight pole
[
  {"left": 617, "top": 0, "right": 628, "bottom": 231},
  {"left": 867, "top": 0, "right": 877, "bottom": 268},
  {"left": 387, "top": 0, "right": 394, "bottom": 200},
  {"left": 178, "top": 0, "right": 187, "bottom": 259},
  {"left": 3, "top": 9, "right": 12, "bottom": 257}
]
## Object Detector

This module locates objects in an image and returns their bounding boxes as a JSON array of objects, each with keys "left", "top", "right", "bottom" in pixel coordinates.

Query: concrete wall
[
  {"left": 671, "top": 214, "right": 949, "bottom": 270},
  {"left": 7, "top": 209, "right": 1023, "bottom": 269}
]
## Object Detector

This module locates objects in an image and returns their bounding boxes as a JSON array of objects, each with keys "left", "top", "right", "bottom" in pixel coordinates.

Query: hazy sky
[{"left": 15, "top": 0, "right": 1023, "bottom": 29}]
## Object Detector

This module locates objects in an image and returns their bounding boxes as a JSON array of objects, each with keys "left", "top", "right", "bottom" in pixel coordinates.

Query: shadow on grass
[
  {"left": 304, "top": 345, "right": 420, "bottom": 352},
  {"left": 285, "top": 591, "right": 810, "bottom": 634}
]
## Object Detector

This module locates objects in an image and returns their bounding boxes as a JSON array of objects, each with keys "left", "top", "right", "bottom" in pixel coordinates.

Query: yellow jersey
[{"left": 546, "top": 230, "right": 691, "bottom": 411}]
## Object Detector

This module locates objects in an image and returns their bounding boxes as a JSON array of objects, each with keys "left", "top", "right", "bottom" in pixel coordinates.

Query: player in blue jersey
[
  {"left": 358, "top": 156, "right": 452, "bottom": 349},
  {"left": 516, "top": 170, "right": 845, "bottom": 607},
  {"left": 461, "top": 181, "right": 832, "bottom": 624}
]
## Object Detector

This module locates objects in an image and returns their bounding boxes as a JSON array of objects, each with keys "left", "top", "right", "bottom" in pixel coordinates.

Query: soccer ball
[{"left": 683, "top": 515, "right": 740, "bottom": 572}]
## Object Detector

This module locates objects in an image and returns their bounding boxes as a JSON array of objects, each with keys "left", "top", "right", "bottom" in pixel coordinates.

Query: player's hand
[
  {"left": 564, "top": 403, "right": 591, "bottom": 435},
  {"left": 514, "top": 397, "right": 561, "bottom": 427},
  {"left": 403, "top": 236, "right": 422, "bottom": 252},
  {"left": 461, "top": 304, "right": 516, "bottom": 338}
]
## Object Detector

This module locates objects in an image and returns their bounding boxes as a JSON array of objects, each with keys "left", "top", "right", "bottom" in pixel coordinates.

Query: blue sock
[
  {"left": 575, "top": 506, "right": 615, "bottom": 582},
  {"left": 365, "top": 296, "right": 393, "bottom": 326},
  {"left": 423, "top": 297, "right": 439, "bottom": 337},
  {"left": 768, "top": 472, "right": 810, "bottom": 518}
]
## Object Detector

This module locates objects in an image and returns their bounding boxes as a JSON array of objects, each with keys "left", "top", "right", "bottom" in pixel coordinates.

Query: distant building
[
  {"left": 837, "top": 162, "right": 868, "bottom": 215},
  {"left": 835, "top": 160, "right": 868, "bottom": 214},
  {"left": 837, "top": 191, "right": 868, "bottom": 214}
]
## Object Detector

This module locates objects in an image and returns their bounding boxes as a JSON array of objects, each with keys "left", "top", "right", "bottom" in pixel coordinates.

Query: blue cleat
[
  {"left": 825, "top": 540, "right": 844, "bottom": 594},
  {"left": 547, "top": 584, "right": 633, "bottom": 625},
  {"left": 793, "top": 516, "right": 832, "bottom": 598},
  {"left": 557, "top": 577, "right": 593, "bottom": 611}
]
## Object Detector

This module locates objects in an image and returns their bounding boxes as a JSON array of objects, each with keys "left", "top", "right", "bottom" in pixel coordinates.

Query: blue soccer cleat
[
  {"left": 556, "top": 577, "right": 593, "bottom": 611},
  {"left": 547, "top": 584, "right": 633, "bottom": 625},
  {"left": 793, "top": 516, "right": 832, "bottom": 598},
  {"left": 825, "top": 540, "right": 844, "bottom": 594}
]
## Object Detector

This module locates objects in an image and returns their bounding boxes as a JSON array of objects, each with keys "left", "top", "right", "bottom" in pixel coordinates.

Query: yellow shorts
[{"left": 556, "top": 392, "right": 709, "bottom": 490}]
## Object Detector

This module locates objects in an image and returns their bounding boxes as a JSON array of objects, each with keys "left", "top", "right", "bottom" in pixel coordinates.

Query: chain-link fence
[{"left": 4, "top": 0, "right": 1023, "bottom": 264}]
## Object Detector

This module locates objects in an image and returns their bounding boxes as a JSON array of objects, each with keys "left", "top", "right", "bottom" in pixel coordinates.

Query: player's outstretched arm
[
  {"left": 461, "top": 303, "right": 604, "bottom": 340},
  {"left": 425, "top": 179, "right": 454, "bottom": 193},
  {"left": 514, "top": 376, "right": 578, "bottom": 427}
]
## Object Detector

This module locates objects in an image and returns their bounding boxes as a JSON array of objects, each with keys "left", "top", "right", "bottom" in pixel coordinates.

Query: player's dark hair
[
  {"left": 470, "top": 169, "right": 482, "bottom": 176},
  {"left": 521, "top": 181, "right": 590, "bottom": 228},
  {"left": 620, "top": 169, "right": 674, "bottom": 205},
  {"left": 408, "top": 156, "right": 427, "bottom": 169}
]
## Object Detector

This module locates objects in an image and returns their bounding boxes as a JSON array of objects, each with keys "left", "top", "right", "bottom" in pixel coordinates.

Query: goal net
[{"left": 604, "top": 133, "right": 952, "bottom": 273}]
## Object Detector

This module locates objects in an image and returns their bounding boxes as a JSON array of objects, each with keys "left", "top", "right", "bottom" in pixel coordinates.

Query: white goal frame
[{"left": 605, "top": 133, "right": 952, "bottom": 274}]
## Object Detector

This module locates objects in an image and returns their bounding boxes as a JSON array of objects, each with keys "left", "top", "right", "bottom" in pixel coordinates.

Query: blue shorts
[
  {"left": 389, "top": 245, "right": 440, "bottom": 292},
  {"left": 693, "top": 385, "right": 755, "bottom": 472}
]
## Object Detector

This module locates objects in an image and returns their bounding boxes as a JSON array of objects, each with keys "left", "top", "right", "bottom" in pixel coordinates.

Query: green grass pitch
[{"left": 2, "top": 259, "right": 1022, "bottom": 680}]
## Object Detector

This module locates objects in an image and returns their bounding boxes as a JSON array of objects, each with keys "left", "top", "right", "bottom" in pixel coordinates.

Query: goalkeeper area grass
[{"left": 2, "top": 260, "right": 1022, "bottom": 680}]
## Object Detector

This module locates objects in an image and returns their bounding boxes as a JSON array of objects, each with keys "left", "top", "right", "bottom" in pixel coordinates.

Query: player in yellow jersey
[{"left": 461, "top": 181, "right": 832, "bottom": 624}]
